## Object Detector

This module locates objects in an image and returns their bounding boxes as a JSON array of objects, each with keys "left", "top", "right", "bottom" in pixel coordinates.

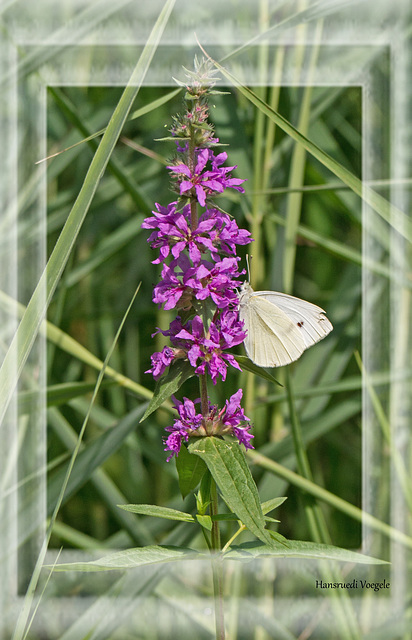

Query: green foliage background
[
  {"left": 1, "top": 1, "right": 411, "bottom": 638},
  {"left": 43, "top": 79, "right": 364, "bottom": 548}
]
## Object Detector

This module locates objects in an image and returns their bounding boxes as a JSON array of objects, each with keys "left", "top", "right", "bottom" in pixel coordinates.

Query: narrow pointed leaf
[
  {"left": 234, "top": 355, "right": 283, "bottom": 385},
  {"left": 262, "top": 497, "right": 288, "bottom": 514},
  {"left": 18, "top": 381, "right": 116, "bottom": 413},
  {"left": 196, "top": 514, "right": 213, "bottom": 531},
  {"left": 188, "top": 437, "right": 275, "bottom": 547},
  {"left": 176, "top": 443, "right": 207, "bottom": 498},
  {"left": 118, "top": 504, "right": 195, "bottom": 523},
  {"left": 50, "top": 545, "right": 201, "bottom": 572},
  {"left": 140, "top": 359, "right": 194, "bottom": 422},
  {"left": 225, "top": 540, "right": 388, "bottom": 564},
  {"left": 0, "top": 289, "right": 155, "bottom": 403}
]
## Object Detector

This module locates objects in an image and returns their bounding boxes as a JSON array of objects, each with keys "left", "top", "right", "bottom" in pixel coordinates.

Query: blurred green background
[{"left": 45, "top": 82, "right": 363, "bottom": 551}]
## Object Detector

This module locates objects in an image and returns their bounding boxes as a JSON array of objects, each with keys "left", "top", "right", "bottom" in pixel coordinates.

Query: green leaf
[
  {"left": 118, "top": 504, "right": 195, "bottom": 523},
  {"left": 210, "top": 512, "right": 280, "bottom": 525},
  {"left": 176, "top": 443, "right": 207, "bottom": 499},
  {"left": 50, "top": 545, "right": 201, "bottom": 572},
  {"left": 269, "top": 531, "right": 289, "bottom": 547},
  {"left": 188, "top": 437, "right": 275, "bottom": 548},
  {"left": 48, "top": 88, "right": 151, "bottom": 214},
  {"left": 193, "top": 298, "right": 216, "bottom": 335},
  {"left": 64, "top": 216, "right": 146, "bottom": 287},
  {"left": 210, "top": 506, "right": 283, "bottom": 522},
  {"left": 234, "top": 355, "right": 283, "bottom": 385},
  {"left": 140, "top": 359, "right": 195, "bottom": 423},
  {"left": 211, "top": 513, "right": 241, "bottom": 522},
  {"left": 224, "top": 540, "right": 389, "bottom": 565},
  {"left": 39, "top": 88, "right": 182, "bottom": 164},
  {"left": 129, "top": 87, "right": 181, "bottom": 121},
  {"left": 249, "top": 449, "right": 412, "bottom": 550},
  {"left": 262, "top": 497, "right": 288, "bottom": 514},
  {"left": 15, "top": 277, "right": 143, "bottom": 640},
  {"left": 196, "top": 514, "right": 213, "bottom": 531}
]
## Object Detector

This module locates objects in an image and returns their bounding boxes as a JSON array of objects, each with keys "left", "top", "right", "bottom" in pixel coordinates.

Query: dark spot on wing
[{"left": 297, "top": 321, "right": 304, "bottom": 327}]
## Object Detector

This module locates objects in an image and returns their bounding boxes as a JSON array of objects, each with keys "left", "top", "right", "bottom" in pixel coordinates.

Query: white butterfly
[{"left": 238, "top": 282, "right": 333, "bottom": 368}]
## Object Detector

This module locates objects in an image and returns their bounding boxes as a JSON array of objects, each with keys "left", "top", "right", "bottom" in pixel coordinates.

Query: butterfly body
[{"left": 238, "top": 282, "right": 333, "bottom": 367}]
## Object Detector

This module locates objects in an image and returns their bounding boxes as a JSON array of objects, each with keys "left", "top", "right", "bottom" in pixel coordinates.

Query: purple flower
[
  {"left": 164, "top": 430, "right": 185, "bottom": 462},
  {"left": 221, "top": 389, "right": 254, "bottom": 450},
  {"left": 189, "top": 257, "right": 243, "bottom": 308},
  {"left": 152, "top": 257, "right": 197, "bottom": 310},
  {"left": 141, "top": 65, "right": 256, "bottom": 464},
  {"left": 164, "top": 396, "right": 204, "bottom": 461},
  {"left": 145, "top": 346, "right": 176, "bottom": 379},
  {"left": 164, "top": 389, "right": 253, "bottom": 460},
  {"left": 149, "top": 312, "right": 245, "bottom": 386},
  {"left": 167, "top": 148, "right": 246, "bottom": 207},
  {"left": 173, "top": 396, "right": 204, "bottom": 431},
  {"left": 208, "top": 209, "right": 253, "bottom": 255},
  {"left": 152, "top": 256, "right": 243, "bottom": 312},
  {"left": 174, "top": 312, "right": 245, "bottom": 384},
  {"left": 209, "top": 151, "right": 246, "bottom": 193},
  {"left": 142, "top": 202, "right": 220, "bottom": 265}
]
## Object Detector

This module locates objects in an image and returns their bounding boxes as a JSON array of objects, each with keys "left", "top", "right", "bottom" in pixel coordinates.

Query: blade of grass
[
  {"left": 355, "top": 351, "right": 412, "bottom": 513},
  {"left": 23, "top": 549, "right": 62, "bottom": 640},
  {"left": 199, "top": 47, "right": 412, "bottom": 243},
  {"left": 264, "top": 369, "right": 411, "bottom": 405},
  {"left": 48, "top": 521, "right": 101, "bottom": 550},
  {"left": 64, "top": 215, "right": 145, "bottom": 287},
  {"left": 267, "top": 211, "right": 410, "bottom": 287},
  {"left": 283, "top": 20, "right": 322, "bottom": 293},
  {"left": 47, "top": 87, "right": 151, "bottom": 213},
  {"left": 13, "top": 282, "right": 141, "bottom": 640},
  {"left": 0, "top": 288, "right": 161, "bottom": 405},
  {"left": 220, "top": 0, "right": 330, "bottom": 63},
  {"left": 284, "top": 369, "right": 362, "bottom": 640},
  {"left": 47, "top": 406, "right": 154, "bottom": 546},
  {"left": 0, "top": 0, "right": 176, "bottom": 428},
  {"left": 248, "top": 449, "right": 412, "bottom": 550},
  {"left": 17, "top": 380, "right": 116, "bottom": 413},
  {"left": 261, "top": 177, "right": 412, "bottom": 196},
  {"left": 37, "top": 88, "right": 181, "bottom": 165},
  {"left": 285, "top": 369, "right": 330, "bottom": 545},
  {"left": 249, "top": 1, "right": 270, "bottom": 290}
]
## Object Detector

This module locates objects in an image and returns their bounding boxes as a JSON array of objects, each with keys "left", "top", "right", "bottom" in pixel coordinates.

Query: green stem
[
  {"left": 190, "top": 197, "right": 198, "bottom": 231},
  {"left": 185, "top": 74, "right": 225, "bottom": 639},
  {"left": 199, "top": 374, "right": 209, "bottom": 423},
  {"left": 210, "top": 478, "right": 225, "bottom": 640}
]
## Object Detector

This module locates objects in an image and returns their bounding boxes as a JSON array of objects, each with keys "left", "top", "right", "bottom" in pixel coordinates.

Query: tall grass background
[{"left": 1, "top": 1, "right": 411, "bottom": 638}]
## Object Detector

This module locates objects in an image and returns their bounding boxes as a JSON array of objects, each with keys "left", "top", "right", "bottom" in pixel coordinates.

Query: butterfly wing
[
  {"left": 254, "top": 291, "right": 333, "bottom": 348},
  {"left": 239, "top": 293, "right": 306, "bottom": 367}
]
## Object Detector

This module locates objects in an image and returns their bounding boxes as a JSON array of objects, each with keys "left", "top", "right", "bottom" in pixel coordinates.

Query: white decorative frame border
[{"left": 1, "top": 0, "right": 410, "bottom": 636}]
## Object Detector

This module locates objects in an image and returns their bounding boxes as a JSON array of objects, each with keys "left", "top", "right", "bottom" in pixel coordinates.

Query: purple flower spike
[{"left": 142, "top": 70, "right": 255, "bottom": 461}]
